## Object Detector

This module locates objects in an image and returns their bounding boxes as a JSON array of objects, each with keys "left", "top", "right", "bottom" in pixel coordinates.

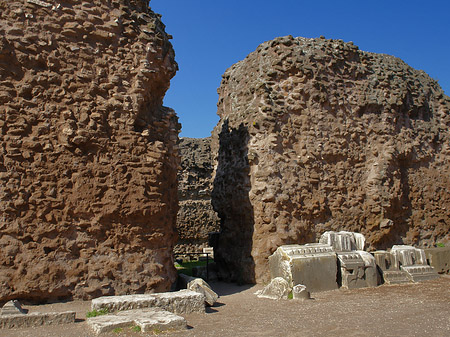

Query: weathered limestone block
[
  {"left": 87, "top": 308, "right": 187, "bottom": 335},
  {"left": 0, "top": 0, "right": 179, "bottom": 302},
  {"left": 211, "top": 35, "right": 450, "bottom": 284},
  {"left": 1, "top": 300, "right": 27, "bottom": 315},
  {"left": 320, "top": 231, "right": 366, "bottom": 251},
  {"left": 255, "top": 277, "right": 291, "bottom": 300},
  {"left": 321, "top": 231, "right": 378, "bottom": 288},
  {"left": 91, "top": 290, "right": 205, "bottom": 315},
  {"left": 0, "top": 312, "right": 76, "bottom": 329},
  {"left": 268, "top": 244, "right": 338, "bottom": 292},
  {"left": 337, "top": 251, "right": 377, "bottom": 289},
  {"left": 391, "top": 245, "right": 439, "bottom": 282},
  {"left": 178, "top": 274, "right": 218, "bottom": 306},
  {"left": 374, "top": 251, "right": 411, "bottom": 284},
  {"left": 425, "top": 246, "right": 450, "bottom": 274}
]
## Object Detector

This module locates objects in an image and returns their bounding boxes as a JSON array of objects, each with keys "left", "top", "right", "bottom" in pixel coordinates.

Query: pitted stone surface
[
  {"left": 176, "top": 137, "right": 220, "bottom": 254},
  {"left": 0, "top": 0, "right": 179, "bottom": 302},
  {"left": 87, "top": 308, "right": 187, "bottom": 334},
  {"left": 0, "top": 311, "right": 75, "bottom": 329},
  {"left": 211, "top": 35, "right": 450, "bottom": 283},
  {"left": 91, "top": 290, "right": 205, "bottom": 315}
]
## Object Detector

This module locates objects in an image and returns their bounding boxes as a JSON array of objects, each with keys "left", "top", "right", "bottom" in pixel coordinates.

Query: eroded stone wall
[
  {"left": 0, "top": 0, "right": 179, "bottom": 302},
  {"left": 212, "top": 36, "right": 450, "bottom": 283},
  {"left": 176, "top": 137, "right": 220, "bottom": 254}
]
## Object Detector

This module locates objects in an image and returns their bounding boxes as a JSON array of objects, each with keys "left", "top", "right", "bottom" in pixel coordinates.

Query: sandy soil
[{"left": 3, "top": 276, "right": 450, "bottom": 337}]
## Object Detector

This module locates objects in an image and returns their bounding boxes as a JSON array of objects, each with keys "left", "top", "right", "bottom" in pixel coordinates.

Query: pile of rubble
[{"left": 259, "top": 231, "right": 439, "bottom": 299}]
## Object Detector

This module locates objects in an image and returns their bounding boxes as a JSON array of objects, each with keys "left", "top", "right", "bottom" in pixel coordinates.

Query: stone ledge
[
  {"left": 87, "top": 308, "right": 187, "bottom": 334},
  {"left": 0, "top": 311, "right": 76, "bottom": 329},
  {"left": 91, "top": 289, "right": 205, "bottom": 315}
]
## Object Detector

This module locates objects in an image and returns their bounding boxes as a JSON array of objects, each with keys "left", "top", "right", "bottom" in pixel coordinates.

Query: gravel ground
[{"left": 3, "top": 276, "right": 450, "bottom": 337}]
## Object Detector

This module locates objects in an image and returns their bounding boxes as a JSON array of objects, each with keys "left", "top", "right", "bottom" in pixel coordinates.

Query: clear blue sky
[{"left": 151, "top": 0, "right": 450, "bottom": 138}]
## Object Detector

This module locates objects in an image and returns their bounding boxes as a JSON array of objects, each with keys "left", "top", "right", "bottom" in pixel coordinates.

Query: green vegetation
[
  {"left": 86, "top": 308, "right": 109, "bottom": 318},
  {"left": 437, "top": 243, "right": 445, "bottom": 248},
  {"left": 113, "top": 327, "right": 123, "bottom": 333},
  {"left": 132, "top": 325, "right": 142, "bottom": 332},
  {"left": 175, "top": 259, "right": 208, "bottom": 277},
  {"left": 288, "top": 291, "right": 294, "bottom": 300}
]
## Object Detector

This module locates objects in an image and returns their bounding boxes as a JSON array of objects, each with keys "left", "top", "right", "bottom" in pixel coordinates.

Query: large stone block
[
  {"left": 391, "top": 245, "right": 439, "bottom": 282},
  {"left": 374, "top": 250, "right": 412, "bottom": 284},
  {"left": 424, "top": 247, "right": 450, "bottom": 274},
  {"left": 337, "top": 251, "right": 378, "bottom": 289},
  {"left": 269, "top": 244, "right": 338, "bottom": 292},
  {"left": 91, "top": 290, "right": 205, "bottom": 315}
]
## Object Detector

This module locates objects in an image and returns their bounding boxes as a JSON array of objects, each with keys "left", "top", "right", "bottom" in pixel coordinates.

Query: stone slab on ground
[
  {"left": 91, "top": 290, "right": 205, "bottom": 314},
  {"left": 87, "top": 308, "right": 187, "bottom": 334},
  {"left": 0, "top": 311, "right": 76, "bottom": 329},
  {"left": 425, "top": 247, "right": 450, "bottom": 274}
]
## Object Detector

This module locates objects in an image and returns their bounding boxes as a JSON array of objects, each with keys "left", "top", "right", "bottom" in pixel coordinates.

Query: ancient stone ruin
[
  {"left": 211, "top": 35, "right": 450, "bottom": 284},
  {"left": 176, "top": 137, "right": 220, "bottom": 254},
  {"left": 264, "top": 231, "right": 439, "bottom": 298},
  {"left": 0, "top": 0, "right": 179, "bottom": 302}
]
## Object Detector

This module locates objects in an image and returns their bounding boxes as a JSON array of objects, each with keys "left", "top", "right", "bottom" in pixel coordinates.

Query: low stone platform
[
  {"left": 91, "top": 289, "right": 205, "bottom": 315},
  {"left": 0, "top": 311, "right": 76, "bottom": 329},
  {"left": 87, "top": 308, "right": 187, "bottom": 334}
]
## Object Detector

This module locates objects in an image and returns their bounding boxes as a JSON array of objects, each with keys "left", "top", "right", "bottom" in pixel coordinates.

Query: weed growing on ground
[
  {"left": 132, "top": 325, "right": 142, "bottom": 332},
  {"left": 437, "top": 243, "right": 445, "bottom": 248},
  {"left": 86, "top": 308, "right": 109, "bottom": 318},
  {"left": 288, "top": 292, "right": 294, "bottom": 300},
  {"left": 113, "top": 327, "right": 123, "bottom": 333}
]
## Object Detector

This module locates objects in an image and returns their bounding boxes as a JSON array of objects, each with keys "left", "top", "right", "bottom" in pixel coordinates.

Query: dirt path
[{"left": 3, "top": 276, "right": 450, "bottom": 337}]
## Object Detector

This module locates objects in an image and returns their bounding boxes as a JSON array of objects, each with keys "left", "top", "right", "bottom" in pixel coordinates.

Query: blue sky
[{"left": 151, "top": 0, "right": 450, "bottom": 138}]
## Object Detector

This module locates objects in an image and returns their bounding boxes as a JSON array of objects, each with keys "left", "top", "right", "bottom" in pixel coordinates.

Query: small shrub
[
  {"left": 86, "top": 308, "right": 109, "bottom": 318},
  {"left": 113, "top": 327, "right": 123, "bottom": 333},
  {"left": 287, "top": 292, "right": 293, "bottom": 300},
  {"left": 437, "top": 243, "right": 445, "bottom": 248}
]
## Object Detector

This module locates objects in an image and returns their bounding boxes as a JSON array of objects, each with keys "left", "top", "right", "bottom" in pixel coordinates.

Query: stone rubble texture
[
  {"left": 176, "top": 137, "right": 220, "bottom": 254},
  {"left": 87, "top": 308, "right": 187, "bottom": 334},
  {"left": 0, "top": 0, "right": 179, "bottom": 302},
  {"left": 211, "top": 35, "right": 450, "bottom": 284},
  {"left": 91, "top": 289, "right": 205, "bottom": 315}
]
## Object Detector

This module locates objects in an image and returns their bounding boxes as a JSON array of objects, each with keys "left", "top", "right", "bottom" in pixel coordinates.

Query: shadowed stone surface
[
  {"left": 0, "top": 0, "right": 179, "bottom": 302},
  {"left": 176, "top": 137, "right": 220, "bottom": 254},
  {"left": 212, "top": 35, "right": 450, "bottom": 283},
  {"left": 425, "top": 246, "right": 450, "bottom": 274}
]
